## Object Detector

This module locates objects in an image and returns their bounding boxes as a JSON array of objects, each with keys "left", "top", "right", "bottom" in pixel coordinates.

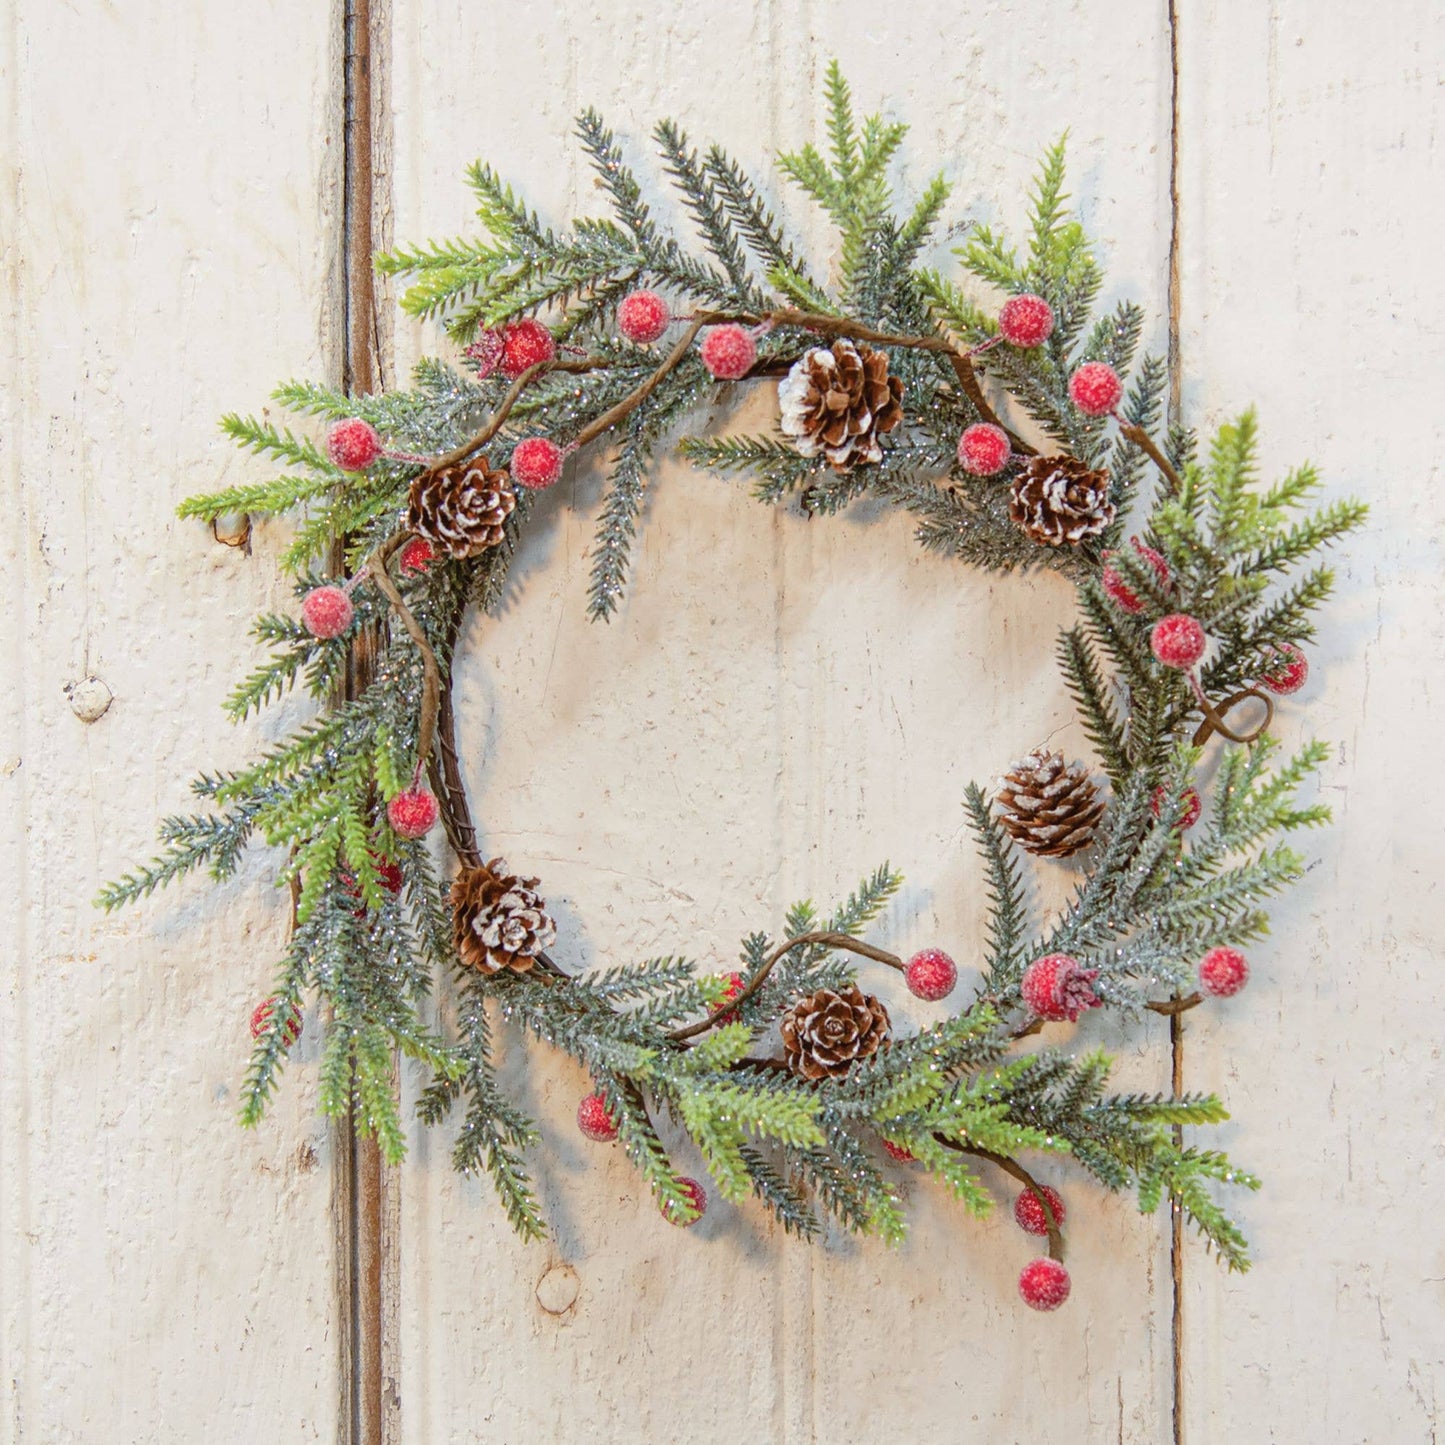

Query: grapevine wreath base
[{"left": 102, "top": 66, "right": 1364, "bottom": 1311}]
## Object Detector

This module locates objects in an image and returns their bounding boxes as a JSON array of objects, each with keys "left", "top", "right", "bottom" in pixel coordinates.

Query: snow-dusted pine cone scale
[
  {"left": 995, "top": 750, "right": 1105, "bottom": 858},
  {"left": 407, "top": 457, "right": 517, "bottom": 558},
  {"left": 780, "top": 983, "right": 891, "bottom": 1080},
  {"left": 451, "top": 857, "right": 558, "bottom": 974},
  {"left": 1009, "top": 454, "right": 1115, "bottom": 546},
  {"left": 778, "top": 338, "right": 904, "bottom": 471}
]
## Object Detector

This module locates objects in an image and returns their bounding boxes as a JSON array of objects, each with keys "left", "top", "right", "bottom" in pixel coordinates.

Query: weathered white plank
[
  {"left": 0, "top": 5, "right": 344, "bottom": 1440},
  {"left": 1175, "top": 4, "right": 1445, "bottom": 1439},
  {"left": 388, "top": 4, "right": 1180, "bottom": 1440}
]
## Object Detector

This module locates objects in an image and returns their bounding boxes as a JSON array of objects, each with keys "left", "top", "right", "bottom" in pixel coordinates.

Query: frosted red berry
[
  {"left": 1151, "top": 784, "right": 1203, "bottom": 831},
  {"left": 399, "top": 537, "right": 435, "bottom": 575},
  {"left": 465, "top": 329, "right": 506, "bottom": 379},
  {"left": 301, "top": 585, "right": 354, "bottom": 639},
  {"left": 1151, "top": 614, "right": 1207, "bottom": 670},
  {"left": 500, "top": 318, "right": 557, "bottom": 377},
  {"left": 326, "top": 417, "right": 383, "bottom": 471},
  {"left": 1261, "top": 643, "right": 1309, "bottom": 696},
  {"left": 1101, "top": 539, "right": 1170, "bottom": 614},
  {"left": 617, "top": 288, "right": 671, "bottom": 344},
  {"left": 998, "top": 293, "right": 1055, "bottom": 349},
  {"left": 882, "top": 1140, "right": 917, "bottom": 1163},
  {"left": 700, "top": 324, "right": 757, "bottom": 380},
  {"left": 1199, "top": 946, "right": 1249, "bottom": 998},
  {"left": 905, "top": 948, "right": 958, "bottom": 1002},
  {"left": 958, "top": 423, "right": 1011, "bottom": 476},
  {"left": 577, "top": 1093, "right": 619, "bottom": 1142},
  {"left": 250, "top": 997, "right": 302, "bottom": 1046},
  {"left": 1068, "top": 361, "right": 1124, "bottom": 416},
  {"left": 387, "top": 788, "right": 438, "bottom": 839},
  {"left": 1021, "top": 953, "right": 1101, "bottom": 1023},
  {"left": 340, "top": 852, "right": 405, "bottom": 909},
  {"left": 662, "top": 1177, "right": 708, "bottom": 1227},
  {"left": 1019, "top": 1257, "right": 1072, "bottom": 1311},
  {"left": 511, "top": 437, "right": 564, "bottom": 490},
  {"left": 1014, "top": 1185, "right": 1066, "bottom": 1236}
]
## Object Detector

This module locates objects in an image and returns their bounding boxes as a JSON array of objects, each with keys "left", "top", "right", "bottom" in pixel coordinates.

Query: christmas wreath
[{"left": 101, "top": 65, "right": 1365, "bottom": 1311}]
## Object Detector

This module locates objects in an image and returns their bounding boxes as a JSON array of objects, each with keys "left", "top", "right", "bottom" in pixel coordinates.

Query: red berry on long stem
[{"left": 1019, "top": 1257, "right": 1071, "bottom": 1311}]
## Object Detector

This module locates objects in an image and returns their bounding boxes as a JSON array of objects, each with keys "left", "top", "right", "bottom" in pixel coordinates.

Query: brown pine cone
[
  {"left": 451, "top": 857, "right": 557, "bottom": 974},
  {"left": 407, "top": 457, "right": 516, "bottom": 558},
  {"left": 995, "top": 749, "right": 1105, "bottom": 858},
  {"left": 778, "top": 338, "right": 904, "bottom": 471},
  {"left": 780, "top": 984, "right": 891, "bottom": 1081},
  {"left": 1008, "top": 455, "right": 1115, "bottom": 546}
]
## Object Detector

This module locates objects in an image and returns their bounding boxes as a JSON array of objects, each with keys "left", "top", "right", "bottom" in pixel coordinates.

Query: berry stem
[{"left": 939, "top": 1138, "right": 1065, "bottom": 1262}]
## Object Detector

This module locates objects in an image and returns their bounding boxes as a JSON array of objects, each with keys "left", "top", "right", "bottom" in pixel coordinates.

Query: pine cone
[
  {"left": 780, "top": 984, "right": 891, "bottom": 1081},
  {"left": 778, "top": 338, "right": 904, "bottom": 471},
  {"left": 451, "top": 857, "right": 557, "bottom": 974},
  {"left": 1008, "top": 455, "right": 1115, "bottom": 546},
  {"left": 995, "top": 750, "right": 1105, "bottom": 858},
  {"left": 407, "top": 457, "right": 516, "bottom": 558}
]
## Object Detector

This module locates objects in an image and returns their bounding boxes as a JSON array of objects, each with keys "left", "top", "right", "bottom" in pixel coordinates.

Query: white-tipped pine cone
[
  {"left": 778, "top": 338, "right": 904, "bottom": 471},
  {"left": 407, "top": 457, "right": 516, "bottom": 558},
  {"left": 1008, "top": 455, "right": 1115, "bottom": 546},
  {"left": 995, "top": 750, "right": 1105, "bottom": 858},
  {"left": 451, "top": 857, "right": 557, "bottom": 974},
  {"left": 780, "top": 984, "right": 891, "bottom": 1080}
]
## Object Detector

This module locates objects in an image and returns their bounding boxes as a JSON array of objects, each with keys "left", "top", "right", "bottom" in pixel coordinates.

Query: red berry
[
  {"left": 699, "top": 324, "right": 757, "bottom": 380},
  {"left": 500, "top": 318, "right": 557, "bottom": 377},
  {"left": 714, "top": 971, "right": 747, "bottom": 1023},
  {"left": 387, "top": 788, "right": 438, "bottom": 839},
  {"left": 617, "top": 289, "right": 671, "bottom": 344},
  {"left": 577, "top": 1093, "right": 619, "bottom": 1142},
  {"left": 957, "top": 423, "right": 1011, "bottom": 476},
  {"left": 464, "top": 330, "right": 505, "bottom": 379},
  {"left": 1101, "top": 539, "right": 1170, "bottom": 614},
  {"left": 340, "top": 852, "right": 405, "bottom": 910},
  {"left": 1068, "top": 361, "right": 1124, "bottom": 416},
  {"left": 998, "top": 294, "right": 1055, "bottom": 349},
  {"left": 1260, "top": 643, "right": 1309, "bottom": 696},
  {"left": 1199, "top": 946, "right": 1249, "bottom": 998},
  {"left": 511, "top": 437, "right": 564, "bottom": 490},
  {"left": 1151, "top": 613, "right": 1207, "bottom": 670},
  {"left": 905, "top": 948, "right": 958, "bottom": 1001},
  {"left": 1014, "top": 1185, "right": 1066, "bottom": 1236},
  {"left": 301, "top": 585, "right": 354, "bottom": 639},
  {"left": 662, "top": 1177, "right": 708, "bottom": 1227},
  {"left": 1151, "top": 784, "right": 1202, "bottom": 831},
  {"left": 250, "top": 997, "right": 302, "bottom": 1046},
  {"left": 399, "top": 537, "right": 435, "bottom": 575},
  {"left": 1021, "top": 953, "right": 1101, "bottom": 1023},
  {"left": 882, "top": 1140, "right": 917, "bottom": 1163},
  {"left": 326, "top": 418, "right": 383, "bottom": 471},
  {"left": 1019, "top": 1257, "right": 1071, "bottom": 1311}
]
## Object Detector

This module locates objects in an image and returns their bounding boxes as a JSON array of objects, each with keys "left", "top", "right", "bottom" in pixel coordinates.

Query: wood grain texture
[
  {"left": 0, "top": 4, "right": 344, "bottom": 1440},
  {"left": 1174, "top": 4, "right": 1445, "bottom": 1440},
  {"left": 386, "top": 4, "right": 1179, "bottom": 1441}
]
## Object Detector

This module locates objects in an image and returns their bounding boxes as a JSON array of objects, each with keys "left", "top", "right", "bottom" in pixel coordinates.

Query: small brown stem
[
  {"left": 668, "top": 929, "right": 904, "bottom": 1043},
  {"left": 1146, "top": 992, "right": 1202, "bottom": 1016},
  {"left": 1190, "top": 685, "right": 1275, "bottom": 747},
  {"left": 365, "top": 530, "right": 442, "bottom": 779},
  {"left": 939, "top": 1138, "right": 1065, "bottom": 1263},
  {"left": 432, "top": 358, "right": 598, "bottom": 470},
  {"left": 1117, "top": 418, "right": 1182, "bottom": 495}
]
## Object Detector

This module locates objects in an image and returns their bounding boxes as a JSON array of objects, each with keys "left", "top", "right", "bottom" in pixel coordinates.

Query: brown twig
[
  {"left": 1117, "top": 417, "right": 1183, "bottom": 495},
  {"left": 939, "top": 1138, "right": 1064, "bottom": 1263},
  {"left": 1146, "top": 992, "right": 1202, "bottom": 1016},
  {"left": 433, "top": 358, "right": 598, "bottom": 470},
  {"left": 1190, "top": 686, "right": 1275, "bottom": 747},
  {"left": 668, "top": 929, "right": 904, "bottom": 1043}
]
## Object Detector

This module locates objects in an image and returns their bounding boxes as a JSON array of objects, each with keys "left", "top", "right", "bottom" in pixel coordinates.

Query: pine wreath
[{"left": 99, "top": 64, "right": 1366, "bottom": 1309}]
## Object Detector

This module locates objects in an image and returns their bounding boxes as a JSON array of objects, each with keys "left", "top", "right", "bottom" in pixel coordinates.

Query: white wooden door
[{"left": 3, "top": 3, "right": 1441, "bottom": 1442}]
